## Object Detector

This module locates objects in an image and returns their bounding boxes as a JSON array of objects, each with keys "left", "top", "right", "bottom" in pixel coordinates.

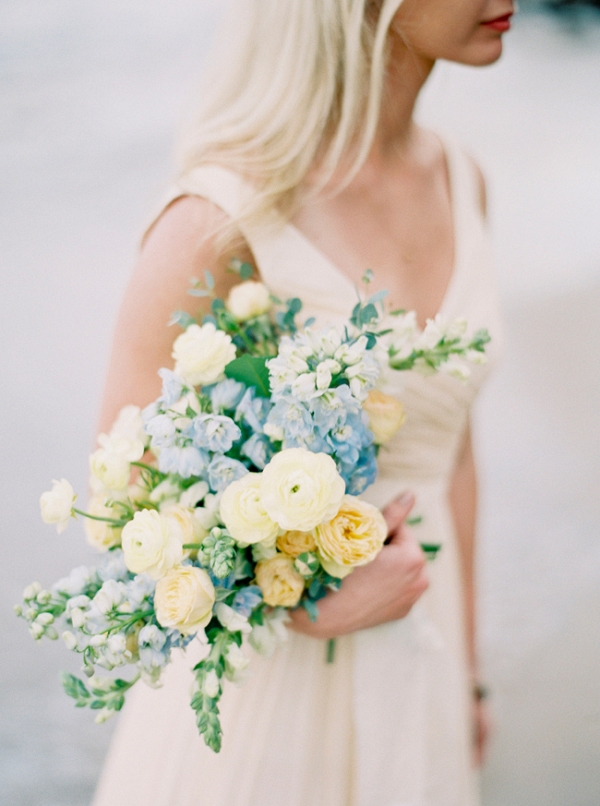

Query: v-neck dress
[{"left": 92, "top": 138, "right": 503, "bottom": 806}]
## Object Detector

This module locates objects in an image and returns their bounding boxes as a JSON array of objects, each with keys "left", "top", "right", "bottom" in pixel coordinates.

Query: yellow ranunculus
[
  {"left": 362, "top": 389, "right": 406, "bottom": 445},
  {"left": 260, "top": 448, "right": 345, "bottom": 532},
  {"left": 220, "top": 473, "right": 280, "bottom": 545},
  {"left": 255, "top": 555, "right": 305, "bottom": 607},
  {"left": 314, "top": 495, "right": 387, "bottom": 578},
  {"left": 154, "top": 566, "right": 215, "bottom": 635},
  {"left": 276, "top": 530, "right": 317, "bottom": 558}
]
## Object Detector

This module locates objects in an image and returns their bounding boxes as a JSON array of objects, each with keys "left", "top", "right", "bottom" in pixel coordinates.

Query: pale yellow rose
[
  {"left": 121, "top": 509, "right": 184, "bottom": 580},
  {"left": 255, "top": 555, "right": 305, "bottom": 607},
  {"left": 226, "top": 281, "right": 271, "bottom": 321},
  {"left": 276, "top": 530, "right": 317, "bottom": 558},
  {"left": 154, "top": 566, "right": 215, "bottom": 635},
  {"left": 40, "top": 479, "right": 76, "bottom": 533},
  {"left": 363, "top": 389, "right": 406, "bottom": 445},
  {"left": 84, "top": 496, "right": 122, "bottom": 552},
  {"left": 220, "top": 473, "right": 279, "bottom": 545},
  {"left": 260, "top": 448, "right": 345, "bottom": 531},
  {"left": 172, "top": 323, "right": 236, "bottom": 387},
  {"left": 314, "top": 495, "right": 387, "bottom": 578}
]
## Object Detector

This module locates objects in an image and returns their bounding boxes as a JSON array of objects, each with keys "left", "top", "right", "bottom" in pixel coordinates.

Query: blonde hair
[{"left": 177, "top": 0, "right": 404, "bottom": 238}]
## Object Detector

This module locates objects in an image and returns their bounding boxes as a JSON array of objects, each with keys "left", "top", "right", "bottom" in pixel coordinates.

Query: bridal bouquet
[{"left": 16, "top": 265, "right": 489, "bottom": 752}]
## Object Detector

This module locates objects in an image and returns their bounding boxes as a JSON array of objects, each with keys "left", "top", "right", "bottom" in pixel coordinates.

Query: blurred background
[{"left": 1, "top": 1, "right": 599, "bottom": 804}]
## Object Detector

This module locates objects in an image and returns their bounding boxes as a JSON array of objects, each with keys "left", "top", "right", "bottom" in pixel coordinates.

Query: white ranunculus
[
  {"left": 154, "top": 565, "right": 215, "bottom": 635},
  {"left": 40, "top": 479, "right": 76, "bottom": 534},
  {"left": 121, "top": 509, "right": 185, "bottom": 580},
  {"left": 219, "top": 473, "right": 280, "bottom": 546},
  {"left": 172, "top": 323, "right": 236, "bottom": 387},
  {"left": 89, "top": 449, "right": 132, "bottom": 492},
  {"left": 84, "top": 496, "right": 122, "bottom": 552},
  {"left": 109, "top": 404, "right": 147, "bottom": 446},
  {"left": 260, "top": 448, "right": 345, "bottom": 532},
  {"left": 226, "top": 281, "right": 271, "bottom": 321}
]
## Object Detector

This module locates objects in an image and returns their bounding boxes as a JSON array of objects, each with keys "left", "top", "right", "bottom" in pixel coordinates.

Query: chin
[{"left": 455, "top": 40, "right": 505, "bottom": 67}]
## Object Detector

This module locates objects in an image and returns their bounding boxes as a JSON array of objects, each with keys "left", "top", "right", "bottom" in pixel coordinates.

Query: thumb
[{"left": 382, "top": 491, "right": 415, "bottom": 537}]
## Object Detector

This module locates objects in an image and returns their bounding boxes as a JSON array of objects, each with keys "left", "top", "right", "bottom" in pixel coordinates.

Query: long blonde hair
[{"left": 177, "top": 0, "right": 404, "bottom": 237}]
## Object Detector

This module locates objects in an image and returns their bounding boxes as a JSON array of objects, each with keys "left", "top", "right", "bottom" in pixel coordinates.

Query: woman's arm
[
  {"left": 448, "top": 420, "right": 491, "bottom": 765},
  {"left": 96, "top": 195, "right": 252, "bottom": 434}
]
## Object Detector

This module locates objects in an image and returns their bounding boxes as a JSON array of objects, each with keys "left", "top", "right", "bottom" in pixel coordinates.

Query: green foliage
[
  {"left": 60, "top": 672, "right": 138, "bottom": 717},
  {"left": 169, "top": 310, "right": 196, "bottom": 329},
  {"left": 294, "top": 552, "right": 320, "bottom": 577},
  {"left": 225, "top": 355, "right": 270, "bottom": 397}
]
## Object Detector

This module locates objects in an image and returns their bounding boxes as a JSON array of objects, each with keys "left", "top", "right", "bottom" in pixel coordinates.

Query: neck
[{"left": 367, "top": 36, "right": 435, "bottom": 164}]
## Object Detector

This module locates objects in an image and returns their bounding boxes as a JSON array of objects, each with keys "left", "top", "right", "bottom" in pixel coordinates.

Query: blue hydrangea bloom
[
  {"left": 145, "top": 414, "right": 177, "bottom": 448},
  {"left": 191, "top": 414, "right": 241, "bottom": 454},
  {"left": 232, "top": 586, "right": 263, "bottom": 617},
  {"left": 267, "top": 395, "right": 313, "bottom": 441},
  {"left": 209, "top": 379, "right": 246, "bottom": 413},
  {"left": 235, "top": 388, "right": 271, "bottom": 434},
  {"left": 208, "top": 455, "right": 249, "bottom": 492},
  {"left": 240, "top": 433, "right": 274, "bottom": 470},
  {"left": 158, "top": 368, "right": 184, "bottom": 407},
  {"left": 158, "top": 445, "right": 208, "bottom": 478}
]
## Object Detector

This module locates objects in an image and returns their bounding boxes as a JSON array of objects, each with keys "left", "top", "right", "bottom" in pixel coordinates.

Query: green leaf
[
  {"left": 362, "top": 269, "right": 374, "bottom": 284},
  {"left": 169, "top": 310, "right": 196, "bottom": 329},
  {"left": 61, "top": 672, "right": 90, "bottom": 703},
  {"left": 224, "top": 356, "right": 270, "bottom": 397},
  {"left": 239, "top": 262, "right": 254, "bottom": 280},
  {"left": 301, "top": 599, "right": 319, "bottom": 623},
  {"left": 204, "top": 269, "right": 215, "bottom": 290},
  {"left": 406, "top": 515, "right": 423, "bottom": 526},
  {"left": 287, "top": 297, "right": 302, "bottom": 315},
  {"left": 367, "top": 289, "right": 389, "bottom": 305},
  {"left": 188, "top": 288, "right": 213, "bottom": 297}
]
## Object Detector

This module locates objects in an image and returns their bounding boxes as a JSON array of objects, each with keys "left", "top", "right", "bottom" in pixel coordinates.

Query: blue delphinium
[
  {"left": 266, "top": 395, "right": 313, "bottom": 441},
  {"left": 232, "top": 586, "right": 263, "bottom": 617},
  {"left": 240, "top": 433, "right": 274, "bottom": 470},
  {"left": 209, "top": 379, "right": 246, "bottom": 413},
  {"left": 344, "top": 445, "right": 378, "bottom": 495},
  {"left": 208, "top": 455, "right": 248, "bottom": 492},
  {"left": 159, "top": 445, "right": 208, "bottom": 478},
  {"left": 191, "top": 414, "right": 242, "bottom": 454},
  {"left": 145, "top": 414, "right": 177, "bottom": 449},
  {"left": 235, "top": 388, "right": 271, "bottom": 434},
  {"left": 158, "top": 368, "right": 184, "bottom": 407}
]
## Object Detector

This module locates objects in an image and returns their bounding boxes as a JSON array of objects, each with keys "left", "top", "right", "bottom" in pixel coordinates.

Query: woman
[{"left": 93, "top": 1, "right": 509, "bottom": 804}]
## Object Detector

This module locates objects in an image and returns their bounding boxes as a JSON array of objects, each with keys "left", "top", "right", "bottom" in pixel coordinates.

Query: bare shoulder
[{"left": 466, "top": 155, "right": 487, "bottom": 219}]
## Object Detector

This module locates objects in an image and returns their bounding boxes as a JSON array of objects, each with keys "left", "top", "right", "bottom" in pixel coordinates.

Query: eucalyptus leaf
[
  {"left": 169, "top": 310, "right": 196, "bottom": 329},
  {"left": 204, "top": 269, "right": 215, "bottom": 290}
]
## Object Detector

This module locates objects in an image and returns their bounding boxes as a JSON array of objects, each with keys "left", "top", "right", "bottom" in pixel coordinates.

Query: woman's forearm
[{"left": 448, "top": 422, "right": 479, "bottom": 677}]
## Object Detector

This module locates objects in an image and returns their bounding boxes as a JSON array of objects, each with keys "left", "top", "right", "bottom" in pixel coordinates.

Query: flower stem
[
  {"left": 326, "top": 638, "right": 336, "bottom": 664},
  {"left": 72, "top": 508, "right": 127, "bottom": 527}
]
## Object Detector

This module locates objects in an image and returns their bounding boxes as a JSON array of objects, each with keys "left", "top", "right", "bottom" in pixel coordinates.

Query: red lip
[{"left": 481, "top": 13, "right": 512, "bottom": 32}]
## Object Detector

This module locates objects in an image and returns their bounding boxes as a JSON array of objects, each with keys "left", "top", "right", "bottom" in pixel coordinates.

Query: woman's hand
[{"left": 289, "top": 492, "right": 429, "bottom": 640}]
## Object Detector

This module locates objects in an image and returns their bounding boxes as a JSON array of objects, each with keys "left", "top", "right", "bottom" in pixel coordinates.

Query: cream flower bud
[
  {"left": 226, "top": 281, "right": 271, "bottom": 321},
  {"left": 224, "top": 642, "right": 250, "bottom": 682},
  {"left": 172, "top": 323, "right": 236, "bottom": 387},
  {"left": 84, "top": 496, "right": 123, "bottom": 552},
  {"left": 362, "top": 389, "right": 406, "bottom": 445},
  {"left": 40, "top": 479, "right": 76, "bottom": 534},
  {"left": 220, "top": 473, "right": 280, "bottom": 546},
  {"left": 89, "top": 449, "right": 131, "bottom": 492},
  {"left": 155, "top": 566, "right": 215, "bottom": 635},
  {"left": 215, "top": 602, "right": 251, "bottom": 634},
  {"left": 260, "top": 448, "right": 345, "bottom": 532},
  {"left": 121, "top": 509, "right": 184, "bottom": 580},
  {"left": 202, "top": 669, "right": 220, "bottom": 698}
]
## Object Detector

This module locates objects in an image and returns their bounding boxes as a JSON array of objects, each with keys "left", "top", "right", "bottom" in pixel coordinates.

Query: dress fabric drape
[{"left": 92, "top": 137, "right": 503, "bottom": 806}]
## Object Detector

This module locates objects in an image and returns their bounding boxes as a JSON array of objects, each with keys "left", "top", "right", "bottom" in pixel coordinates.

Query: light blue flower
[
  {"left": 240, "top": 433, "right": 274, "bottom": 470},
  {"left": 191, "top": 414, "right": 241, "bottom": 454},
  {"left": 139, "top": 624, "right": 167, "bottom": 651},
  {"left": 125, "top": 575, "right": 156, "bottom": 609},
  {"left": 145, "top": 414, "right": 176, "bottom": 448},
  {"left": 210, "top": 379, "right": 246, "bottom": 413},
  {"left": 142, "top": 401, "right": 160, "bottom": 424},
  {"left": 267, "top": 395, "right": 313, "bottom": 441},
  {"left": 232, "top": 586, "right": 263, "bottom": 617},
  {"left": 97, "top": 551, "right": 129, "bottom": 583},
  {"left": 311, "top": 385, "right": 361, "bottom": 436},
  {"left": 208, "top": 455, "right": 249, "bottom": 492},
  {"left": 345, "top": 446, "right": 378, "bottom": 495},
  {"left": 235, "top": 388, "right": 271, "bottom": 434},
  {"left": 158, "top": 445, "right": 208, "bottom": 478},
  {"left": 158, "top": 368, "right": 184, "bottom": 407}
]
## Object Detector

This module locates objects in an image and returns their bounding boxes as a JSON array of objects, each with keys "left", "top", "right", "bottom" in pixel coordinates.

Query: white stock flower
[
  {"left": 172, "top": 323, "right": 236, "bottom": 387},
  {"left": 224, "top": 642, "right": 250, "bottom": 683},
  {"left": 121, "top": 509, "right": 185, "bottom": 580},
  {"left": 215, "top": 602, "right": 251, "bottom": 634},
  {"left": 316, "top": 359, "right": 341, "bottom": 390},
  {"left": 219, "top": 473, "right": 280, "bottom": 546},
  {"left": 178, "top": 481, "right": 209, "bottom": 509},
  {"left": 260, "top": 448, "right": 345, "bottom": 531},
  {"left": 226, "top": 281, "right": 271, "bottom": 321},
  {"left": 415, "top": 315, "right": 445, "bottom": 351},
  {"left": 440, "top": 357, "right": 471, "bottom": 381},
  {"left": 40, "top": 479, "right": 76, "bottom": 533}
]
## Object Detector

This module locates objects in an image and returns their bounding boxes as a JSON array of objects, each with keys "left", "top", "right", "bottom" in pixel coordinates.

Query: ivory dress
[{"left": 93, "top": 138, "right": 502, "bottom": 806}]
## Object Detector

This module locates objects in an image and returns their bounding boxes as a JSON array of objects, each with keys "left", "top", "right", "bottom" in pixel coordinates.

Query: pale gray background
[{"left": 1, "top": 2, "right": 599, "bottom": 804}]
